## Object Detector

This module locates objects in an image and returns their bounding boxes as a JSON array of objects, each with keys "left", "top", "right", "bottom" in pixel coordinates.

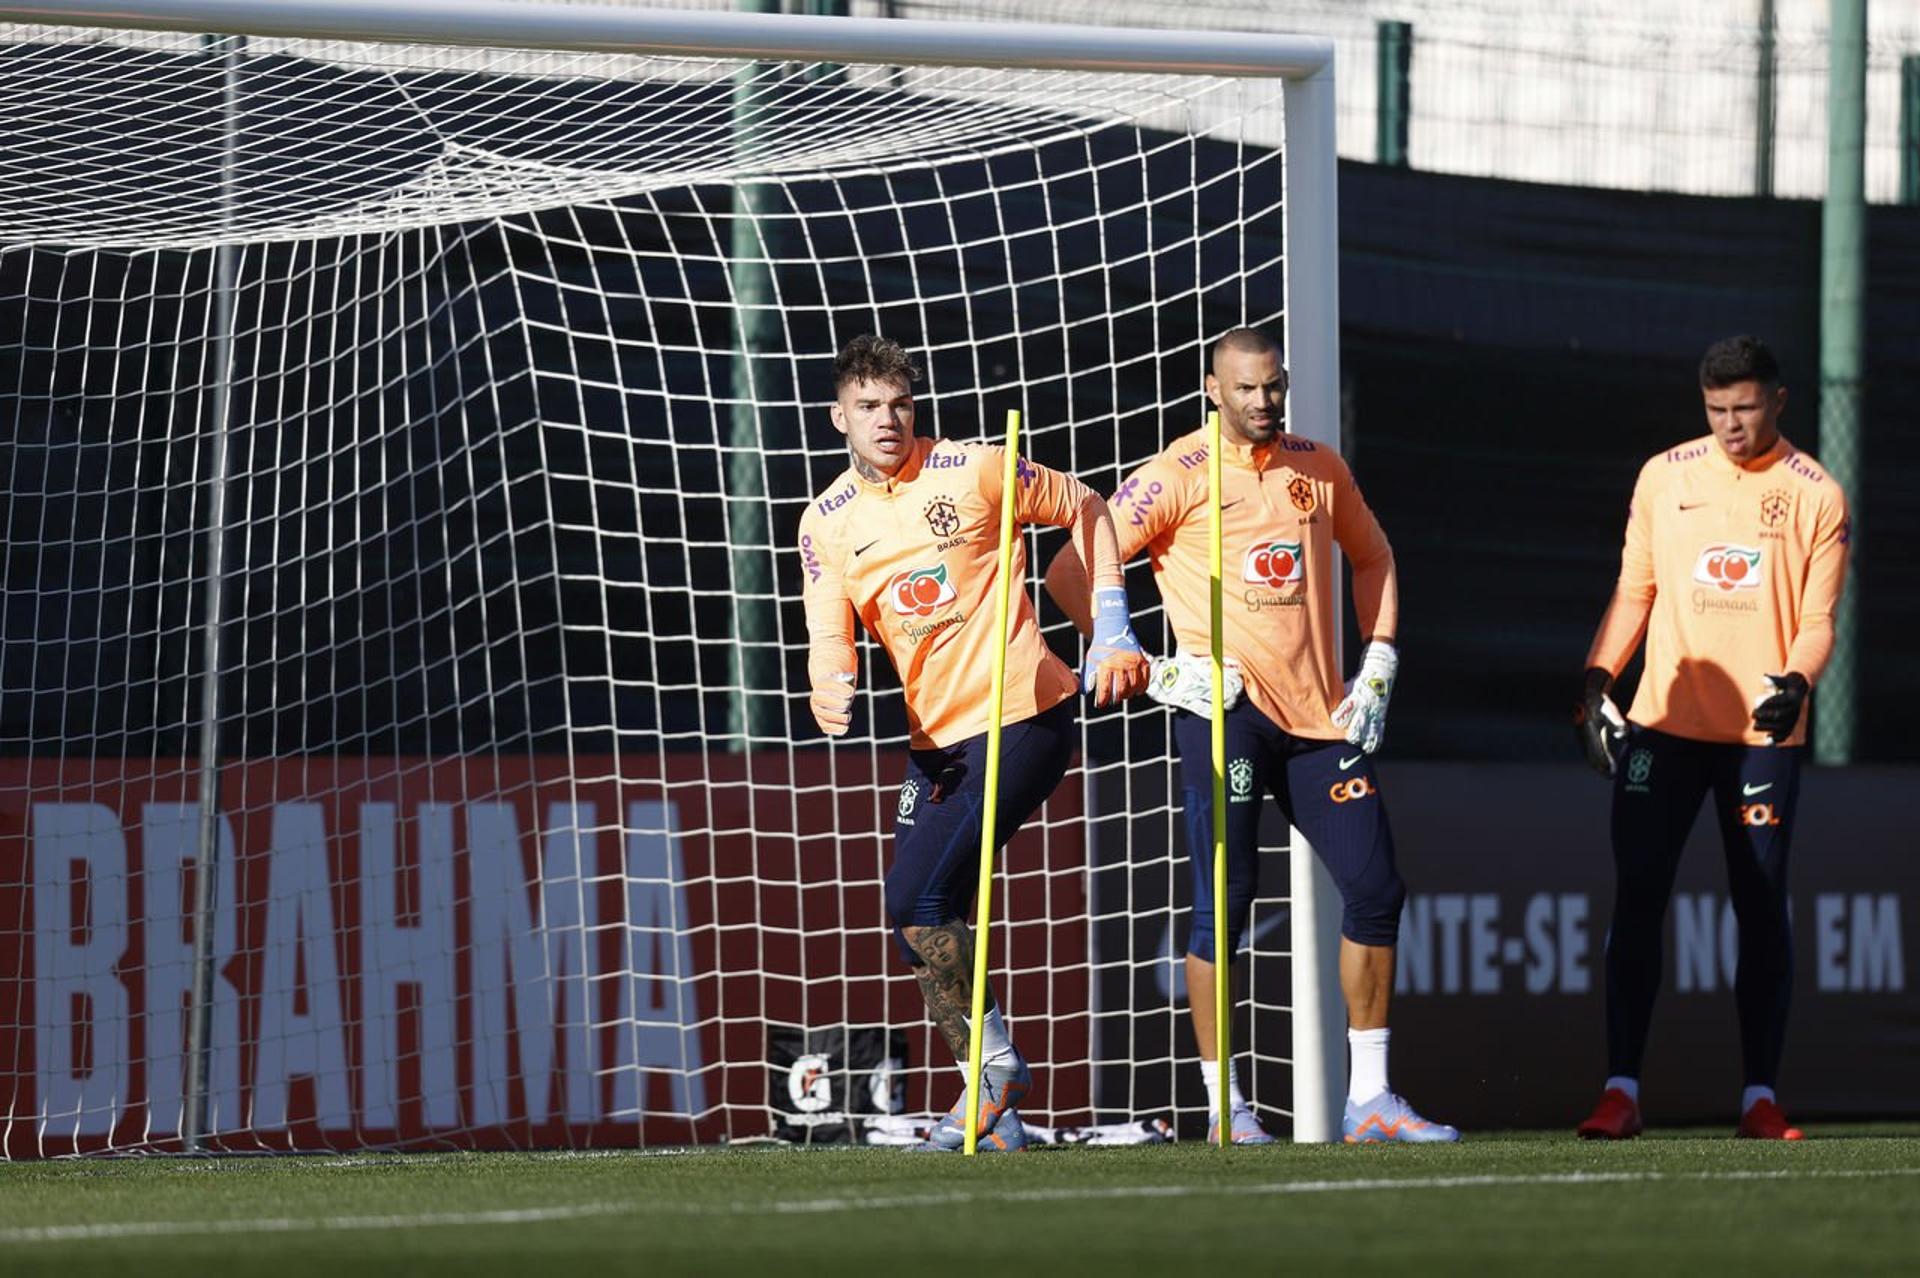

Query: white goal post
[{"left": 0, "top": 0, "right": 1346, "bottom": 1151}]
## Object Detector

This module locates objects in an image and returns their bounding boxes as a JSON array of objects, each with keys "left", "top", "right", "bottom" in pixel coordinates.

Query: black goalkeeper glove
[
  {"left": 1751, "top": 672, "right": 1810, "bottom": 744},
  {"left": 1573, "top": 667, "right": 1627, "bottom": 777}
]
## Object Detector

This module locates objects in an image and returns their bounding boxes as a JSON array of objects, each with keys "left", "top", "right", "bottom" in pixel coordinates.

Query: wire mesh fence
[{"left": 477, "top": 0, "right": 1920, "bottom": 202}]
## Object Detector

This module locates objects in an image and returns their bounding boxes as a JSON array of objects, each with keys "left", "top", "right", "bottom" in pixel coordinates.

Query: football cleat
[
  {"left": 923, "top": 1102, "right": 966, "bottom": 1151},
  {"left": 1343, "top": 1091, "right": 1460, "bottom": 1144},
  {"left": 1206, "top": 1105, "right": 1278, "bottom": 1146},
  {"left": 1737, "top": 1098, "right": 1804, "bottom": 1141},
  {"left": 910, "top": 1103, "right": 1028, "bottom": 1154},
  {"left": 974, "top": 1108, "right": 1029, "bottom": 1153},
  {"left": 1576, "top": 1087, "right": 1644, "bottom": 1140},
  {"left": 918, "top": 1052, "right": 1034, "bottom": 1151}
]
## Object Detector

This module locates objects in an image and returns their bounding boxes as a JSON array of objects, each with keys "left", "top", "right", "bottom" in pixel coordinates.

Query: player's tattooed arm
[{"left": 905, "top": 921, "right": 975, "bottom": 1061}]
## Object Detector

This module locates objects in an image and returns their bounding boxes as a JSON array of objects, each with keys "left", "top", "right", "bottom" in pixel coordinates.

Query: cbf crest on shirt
[
  {"left": 1110, "top": 426, "right": 1398, "bottom": 740},
  {"left": 798, "top": 436, "right": 1083, "bottom": 749},
  {"left": 1587, "top": 434, "right": 1850, "bottom": 746}
]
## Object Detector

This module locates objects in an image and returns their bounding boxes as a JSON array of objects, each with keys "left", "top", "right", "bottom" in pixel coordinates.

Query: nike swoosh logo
[
  {"left": 1678, "top": 502, "right": 1708, "bottom": 511},
  {"left": 1156, "top": 909, "right": 1291, "bottom": 999},
  {"left": 1220, "top": 499, "right": 1244, "bottom": 511},
  {"left": 1339, "top": 754, "right": 1364, "bottom": 771},
  {"left": 854, "top": 540, "right": 880, "bottom": 556},
  {"left": 1743, "top": 782, "right": 1773, "bottom": 796}
]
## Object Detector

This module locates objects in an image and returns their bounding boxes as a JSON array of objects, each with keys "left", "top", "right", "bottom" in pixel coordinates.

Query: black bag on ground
[{"left": 766, "top": 1023, "right": 908, "bottom": 1144}]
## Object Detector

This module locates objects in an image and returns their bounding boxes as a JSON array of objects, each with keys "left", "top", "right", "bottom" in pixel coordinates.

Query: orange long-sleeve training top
[
  {"left": 1105, "top": 426, "right": 1397, "bottom": 740},
  {"left": 799, "top": 436, "right": 1100, "bottom": 749},
  {"left": 1585, "top": 434, "right": 1850, "bottom": 746}
]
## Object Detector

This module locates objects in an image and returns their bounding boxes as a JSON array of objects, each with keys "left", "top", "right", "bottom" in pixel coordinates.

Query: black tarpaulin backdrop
[
  {"left": 4, "top": 122, "right": 1917, "bottom": 760},
  {"left": 1338, "top": 161, "right": 1920, "bottom": 761}
]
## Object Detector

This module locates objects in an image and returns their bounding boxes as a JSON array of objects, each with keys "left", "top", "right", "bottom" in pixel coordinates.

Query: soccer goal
[{"left": 0, "top": 0, "right": 1346, "bottom": 1156}]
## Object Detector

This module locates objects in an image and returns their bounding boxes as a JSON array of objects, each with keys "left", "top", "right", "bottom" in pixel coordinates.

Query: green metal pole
[
  {"left": 803, "top": 0, "right": 847, "bottom": 81},
  {"left": 727, "top": 0, "right": 782, "bottom": 746},
  {"left": 1755, "top": 0, "right": 1776, "bottom": 197},
  {"left": 1375, "top": 20, "right": 1411, "bottom": 168},
  {"left": 1901, "top": 55, "right": 1920, "bottom": 205},
  {"left": 1815, "top": 0, "right": 1866, "bottom": 766}
]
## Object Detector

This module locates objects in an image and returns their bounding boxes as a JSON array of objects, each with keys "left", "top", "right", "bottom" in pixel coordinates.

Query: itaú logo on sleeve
[
  {"left": 889, "top": 563, "right": 958, "bottom": 617},
  {"left": 1243, "top": 540, "right": 1304, "bottom": 588},
  {"left": 1692, "top": 544, "right": 1763, "bottom": 592}
]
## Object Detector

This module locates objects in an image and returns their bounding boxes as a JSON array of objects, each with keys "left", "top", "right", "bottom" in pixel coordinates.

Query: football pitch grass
[{"left": 4, "top": 1127, "right": 1917, "bottom": 1276}]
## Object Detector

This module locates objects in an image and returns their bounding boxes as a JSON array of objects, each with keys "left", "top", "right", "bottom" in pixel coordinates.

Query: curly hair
[{"left": 833, "top": 334, "right": 921, "bottom": 394}]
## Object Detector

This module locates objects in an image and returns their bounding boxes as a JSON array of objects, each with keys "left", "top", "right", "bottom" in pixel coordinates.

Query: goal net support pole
[
  {"left": 180, "top": 29, "right": 244, "bottom": 1156},
  {"left": 1279, "top": 56, "right": 1348, "bottom": 1146}
]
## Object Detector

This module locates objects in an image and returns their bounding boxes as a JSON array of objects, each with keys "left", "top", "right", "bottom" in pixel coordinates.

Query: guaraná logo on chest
[
  {"left": 1692, "top": 544, "right": 1763, "bottom": 592},
  {"left": 1243, "top": 539, "right": 1305, "bottom": 589},
  {"left": 890, "top": 563, "right": 958, "bottom": 617}
]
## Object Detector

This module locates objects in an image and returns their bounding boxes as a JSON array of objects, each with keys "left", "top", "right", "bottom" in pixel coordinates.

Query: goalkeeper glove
[
  {"left": 809, "top": 670, "right": 855, "bottom": 737},
  {"left": 1082, "top": 586, "right": 1150, "bottom": 708},
  {"left": 1573, "top": 666, "right": 1627, "bottom": 777},
  {"left": 1750, "top": 672, "right": 1809, "bottom": 744},
  {"left": 1145, "top": 652, "right": 1244, "bottom": 718},
  {"left": 1331, "top": 640, "right": 1397, "bottom": 755}
]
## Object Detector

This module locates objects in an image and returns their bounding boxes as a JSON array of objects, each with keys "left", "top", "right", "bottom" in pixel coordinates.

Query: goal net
[{"left": 0, "top": 4, "right": 1338, "bottom": 1155}]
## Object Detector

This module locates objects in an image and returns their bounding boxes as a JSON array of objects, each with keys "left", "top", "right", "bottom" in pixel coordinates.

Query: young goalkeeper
[
  {"left": 798, "top": 335, "right": 1150, "bottom": 1152},
  {"left": 1045, "top": 328, "right": 1456, "bottom": 1144},
  {"left": 1572, "top": 336, "right": 1849, "bottom": 1141}
]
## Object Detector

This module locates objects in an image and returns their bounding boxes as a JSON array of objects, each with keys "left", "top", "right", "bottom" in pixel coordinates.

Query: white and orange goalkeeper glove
[
  {"left": 809, "top": 670, "right": 855, "bottom": 737},
  {"left": 1145, "top": 652, "right": 1244, "bottom": 718},
  {"left": 1331, "top": 640, "right": 1398, "bottom": 755},
  {"left": 1082, "top": 586, "right": 1150, "bottom": 708}
]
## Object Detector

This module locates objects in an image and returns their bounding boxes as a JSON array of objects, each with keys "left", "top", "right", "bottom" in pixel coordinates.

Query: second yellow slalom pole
[
  {"left": 1208, "top": 408, "right": 1230, "bottom": 1146},
  {"left": 964, "top": 409, "right": 1023, "bottom": 1157}
]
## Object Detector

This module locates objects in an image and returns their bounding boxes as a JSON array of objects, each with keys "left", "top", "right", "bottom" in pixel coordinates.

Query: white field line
[
  {"left": 1, "top": 1202, "right": 625, "bottom": 1244},
  {"left": 5, "top": 1165, "right": 1918, "bottom": 1245},
  {"left": 310, "top": 1148, "right": 699, "bottom": 1170}
]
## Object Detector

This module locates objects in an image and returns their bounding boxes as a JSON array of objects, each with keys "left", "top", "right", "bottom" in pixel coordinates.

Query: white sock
[
  {"left": 954, "top": 1000, "right": 1017, "bottom": 1078},
  {"left": 1199, "top": 1058, "right": 1248, "bottom": 1113},
  {"left": 1605, "top": 1075, "right": 1641, "bottom": 1104},
  {"left": 1742, "top": 1085, "right": 1776, "bottom": 1114},
  {"left": 1347, "top": 1027, "right": 1390, "bottom": 1104}
]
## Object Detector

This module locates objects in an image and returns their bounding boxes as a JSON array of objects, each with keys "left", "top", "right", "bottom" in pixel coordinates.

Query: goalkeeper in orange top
[
  {"left": 1046, "top": 328, "right": 1456, "bottom": 1145},
  {"left": 797, "top": 335, "right": 1149, "bottom": 1153},
  {"left": 1574, "top": 336, "right": 1849, "bottom": 1142}
]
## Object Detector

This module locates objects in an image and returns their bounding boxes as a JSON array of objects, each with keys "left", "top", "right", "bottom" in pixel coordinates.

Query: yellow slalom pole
[
  {"left": 1208, "top": 408, "right": 1230, "bottom": 1147},
  {"left": 964, "top": 408, "right": 1022, "bottom": 1157}
]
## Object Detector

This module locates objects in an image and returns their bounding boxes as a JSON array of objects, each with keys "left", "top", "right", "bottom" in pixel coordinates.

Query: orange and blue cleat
[
  {"left": 973, "top": 1108, "right": 1029, "bottom": 1153},
  {"left": 1576, "top": 1087, "right": 1644, "bottom": 1140},
  {"left": 915, "top": 1051, "right": 1032, "bottom": 1152},
  {"left": 1207, "top": 1105, "right": 1278, "bottom": 1146},
  {"left": 1343, "top": 1091, "right": 1460, "bottom": 1143},
  {"left": 912, "top": 1103, "right": 1028, "bottom": 1154}
]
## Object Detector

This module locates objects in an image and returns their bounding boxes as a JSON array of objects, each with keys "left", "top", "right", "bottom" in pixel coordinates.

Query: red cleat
[
  {"left": 1737, "top": 1098, "right": 1805, "bottom": 1141},
  {"left": 1576, "top": 1088, "right": 1643, "bottom": 1140}
]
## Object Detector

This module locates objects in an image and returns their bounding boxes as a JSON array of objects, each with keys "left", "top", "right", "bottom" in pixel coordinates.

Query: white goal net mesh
[{"left": 0, "top": 19, "right": 1298, "bottom": 1154}]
